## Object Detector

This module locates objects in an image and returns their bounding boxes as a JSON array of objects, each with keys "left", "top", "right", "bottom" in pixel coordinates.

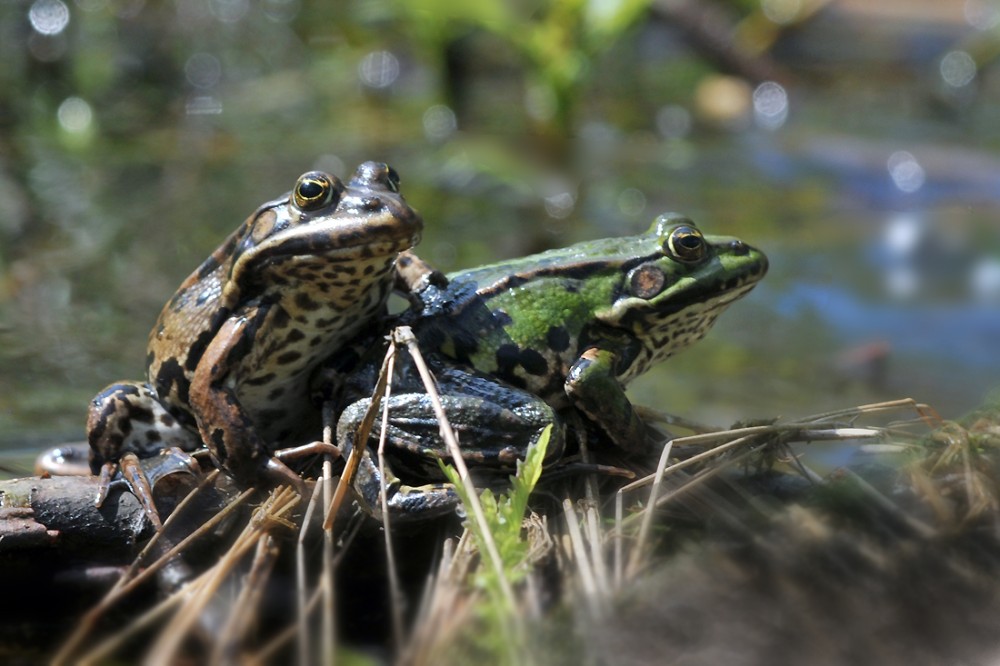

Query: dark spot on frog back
[
  {"left": 496, "top": 343, "right": 549, "bottom": 377},
  {"left": 518, "top": 348, "right": 548, "bottom": 376},
  {"left": 495, "top": 343, "right": 519, "bottom": 376},
  {"left": 546, "top": 326, "right": 570, "bottom": 352},
  {"left": 154, "top": 357, "right": 192, "bottom": 420}
]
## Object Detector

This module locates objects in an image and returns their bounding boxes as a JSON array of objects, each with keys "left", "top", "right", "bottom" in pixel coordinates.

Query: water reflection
[{"left": 185, "top": 95, "right": 223, "bottom": 115}]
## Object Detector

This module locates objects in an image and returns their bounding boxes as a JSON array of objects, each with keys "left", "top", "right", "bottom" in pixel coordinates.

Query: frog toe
[
  {"left": 385, "top": 482, "right": 460, "bottom": 521},
  {"left": 94, "top": 460, "right": 118, "bottom": 508},
  {"left": 263, "top": 456, "right": 309, "bottom": 499},
  {"left": 94, "top": 453, "right": 164, "bottom": 530}
]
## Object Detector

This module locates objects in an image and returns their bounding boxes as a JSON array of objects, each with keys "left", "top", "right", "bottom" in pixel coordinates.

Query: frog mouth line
[
  {"left": 709, "top": 281, "right": 760, "bottom": 307},
  {"left": 239, "top": 233, "right": 420, "bottom": 274}
]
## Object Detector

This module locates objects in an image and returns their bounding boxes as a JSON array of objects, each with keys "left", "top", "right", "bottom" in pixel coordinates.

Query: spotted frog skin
[
  {"left": 87, "top": 162, "right": 422, "bottom": 524},
  {"left": 337, "top": 213, "right": 768, "bottom": 521}
]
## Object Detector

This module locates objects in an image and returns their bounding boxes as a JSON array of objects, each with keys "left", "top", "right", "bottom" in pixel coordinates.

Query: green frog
[
  {"left": 87, "top": 162, "right": 422, "bottom": 526},
  {"left": 336, "top": 213, "right": 768, "bottom": 521}
]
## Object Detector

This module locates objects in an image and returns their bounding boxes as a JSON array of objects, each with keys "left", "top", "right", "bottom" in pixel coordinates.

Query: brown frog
[{"left": 87, "top": 162, "right": 422, "bottom": 526}]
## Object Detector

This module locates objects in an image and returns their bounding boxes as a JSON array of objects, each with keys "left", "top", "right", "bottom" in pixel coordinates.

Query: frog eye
[
  {"left": 627, "top": 263, "right": 667, "bottom": 299},
  {"left": 665, "top": 225, "right": 707, "bottom": 263},
  {"left": 292, "top": 171, "right": 340, "bottom": 211},
  {"left": 386, "top": 166, "right": 400, "bottom": 193},
  {"left": 351, "top": 161, "right": 400, "bottom": 193}
]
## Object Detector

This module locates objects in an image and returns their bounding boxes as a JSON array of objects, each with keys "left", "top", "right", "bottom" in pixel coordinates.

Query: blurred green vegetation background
[{"left": 1, "top": 0, "right": 999, "bottom": 457}]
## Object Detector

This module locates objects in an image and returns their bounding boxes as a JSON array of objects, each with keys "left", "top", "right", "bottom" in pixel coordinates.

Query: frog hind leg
[
  {"left": 337, "top": 370, "right": 562, "bottom": 522},
  {"left": 87, "top": 381, "right": 201, "bottom": 525},
  {"left": 344, "top": 428, "right": 460, "bottom": 522},
  {"left": 337, "top": 401, "right": 459, "bottom": 522},
  {"left": 189, "top": 312, "right": 311, "bottom": 499}
]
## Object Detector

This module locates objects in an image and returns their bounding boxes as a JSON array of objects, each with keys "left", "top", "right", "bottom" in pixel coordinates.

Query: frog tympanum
[
  {"left": 87, "top": 162, "right": 422, "bottom": 525},
  {"left": 336, "top": 214, "right": 768, "bottom": 521}
]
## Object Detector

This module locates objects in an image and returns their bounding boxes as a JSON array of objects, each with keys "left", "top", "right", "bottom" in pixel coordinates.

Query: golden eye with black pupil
[
  {"left": 666, "top": 225, "right": 707, "bottom": 263},
  {"left": 292, "top": 171, "right": 338, "bottom": 211}
]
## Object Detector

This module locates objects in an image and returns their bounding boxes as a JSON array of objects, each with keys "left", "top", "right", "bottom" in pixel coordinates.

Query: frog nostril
[{"left": 729, "top": 240, "right": 749, "bottom": 256}]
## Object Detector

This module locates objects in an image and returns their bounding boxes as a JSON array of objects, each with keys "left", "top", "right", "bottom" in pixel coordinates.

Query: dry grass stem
[
  {"left": 394, "top": 326, "right": 519, "bottom": 615},
  {"left": 562, "top": 499, "right": 603, "bottom": 619},
  {"left": 296, "top": 475, "right": 325, "bottom": 666},
  {"left": 146, "top": 487, "right": 300, "bottom": 664},
  {"left": 53, "top": 482, "right": 257, "bottom": 666},
  {"left": 50, "top": 389, "right": 975, "bottom": 666},
  {"left": 323, "top": 340, "right": 394, "bottom": 531},
  {"left": 376, "top": 341, "right": 407, "bottom": 650},
  {"left": 210, "top": 534, "right": 281, "bottom": 664},
  {"left": 628, "top": 438, "right": 674, "bottom": 575}
]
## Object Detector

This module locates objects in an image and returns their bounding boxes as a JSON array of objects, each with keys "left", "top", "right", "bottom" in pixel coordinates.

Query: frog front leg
[
  {"left": 189, "top": 311, "right": 307, "bottom": 494},
  {"left": 338, "top": 365, "right": 563, "bottom": 522},
  {"left": 565, "top": 345, "right": 649, "bottom": 453},
  {"left": 87, "top": 381, "right": 202, "bottom": 526}
]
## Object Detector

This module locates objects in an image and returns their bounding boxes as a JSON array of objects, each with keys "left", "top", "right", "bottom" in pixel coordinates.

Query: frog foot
[
  {"left": 258, "top": 442, "right": 343, "bottom": 499},
  {"left": 350, "top": 445, "right": 460, "bottom": 522},
  {"left": 96, "top": 453, "right": 163, "bottom": 530},
  {"left": 273, "top": 441, "right": 343, "bottom": 465}
]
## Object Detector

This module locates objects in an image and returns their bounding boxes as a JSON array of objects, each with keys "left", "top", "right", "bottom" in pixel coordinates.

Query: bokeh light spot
[
  {"left": 753, "top": 81, "right": 788, "bottom": 130},
  {"left": 887, "top": 151, "right": 925, "bottom": 193},
  {"left": 358, "top": 50, "right": 400, "bottom": 90},
  {"left": 210, "top": 0, "right": 249, "bottom": 23},
  {"left": 29, "top": 0, "right": 70, "bottom": 35},
  {"left": 939, "top": 50, "right": 977, "bottom": 88},
  {"left": 423, "top": 105, "right": 457, "bottom": 142},
  {"left": 185, "top": 53, "right": 222, "bottom": 89},
  {"left": 965, "top": 0, "right": 1000, "bottom": 30},
  {"left": 57, "top": 96, "right": 93, "bottom": 133},
  {"left": 655, "top": 105, "right": 691, "bottom": 139},
  {"left": 262, "top": 0, "right": 299, "bottom": 22},
  {"left": 617, "top": 188, "right": 646, "bottom": 217}
]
